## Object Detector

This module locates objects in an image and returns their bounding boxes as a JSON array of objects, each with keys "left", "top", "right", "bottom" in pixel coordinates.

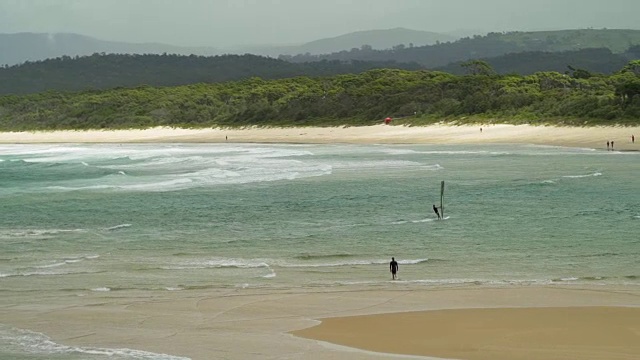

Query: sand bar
[
  {"left": 293, "top": 306, "right": 640, "bottom": 360},
  {"left": 1, "top": 286, "right": 639, "bottom": 359},
  {"left": 0, "top": 124, "right": 639, "bottom": 150}
]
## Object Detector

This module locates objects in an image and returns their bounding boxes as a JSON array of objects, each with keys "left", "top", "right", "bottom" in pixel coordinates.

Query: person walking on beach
[
  {"left": 611, "top": 141, "right": 614, "bottom": 150},
  {"left": 632, "top": 135, "right": 635, "bottom": 144},
  {"left": 433, "top": 204, "right": 441, "bottom": 220},
  {"left": 607, "top": 141, "right": 610, "bottom": 150},
  {"left": 390, "top": 257, "right": 399, "bottom": 280}
]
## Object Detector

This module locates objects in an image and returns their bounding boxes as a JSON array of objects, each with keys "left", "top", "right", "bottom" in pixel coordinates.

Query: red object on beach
[{"left": 384, "top": 117, "right": 392, "bottom": 124}]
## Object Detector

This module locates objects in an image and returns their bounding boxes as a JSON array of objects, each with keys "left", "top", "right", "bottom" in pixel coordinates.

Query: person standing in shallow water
[{"left": 390, "top": 257, "right": 399, "bottom": 280}]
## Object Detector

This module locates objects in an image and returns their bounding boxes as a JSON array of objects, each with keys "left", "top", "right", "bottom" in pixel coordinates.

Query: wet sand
[
  {"left": 1, "top": 286, "right": 639, "bottom": 359},
  {"left": 293, "top": 306, "right": 640, "bottom": 360}
]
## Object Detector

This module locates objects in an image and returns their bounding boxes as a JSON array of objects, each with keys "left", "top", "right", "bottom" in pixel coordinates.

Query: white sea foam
[
  {"left": 0, "top": 228, "right": 86, "bottom": 238},
  {"left": 35, "top": 262, "right": 67, "bottom": 269},
  {"left": 105, "top": 223, "right": 132, "bottom": 231},
  {"left": 34, "top": 255, "right": 99, "bottom": 269},
  {"left": 392, "top": 218, "right": 439, "bottom": 224},
  {"left": 37, "top": 147, "right": 335, "bottom": 192},
  {"left": 163, "top": 258, "right": 271, "bottom": 270},
  {"left": 403, "top": 278, "right": 558, "bottom": 286},
  {"left": 2, "top": 270, "right": 85, "bottom": 277},
  {"left": 162, "top": 257, "right": 430, "bottom": 271},
  {"left": 91, "top": 287, "right": 111, "bottom": 292},
  {"left": 562, "top": 172, "right": 602, "bottom": 178},
  {"left": 281, "top": 258, "right": 430, "bottom": 268},
  {"left": 0, "top": 325, "right": 191, "bottom": 359}
]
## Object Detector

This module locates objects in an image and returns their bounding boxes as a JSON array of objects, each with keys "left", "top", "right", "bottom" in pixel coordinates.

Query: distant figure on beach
[
  {"left": 632, "top": 135, "right": 635, "bottom": 144},
  {"left": 225, "top": 135, "right": 228, "bottom": 141},
  {"left": 611, "top": 141, "right": 614, "bottom": 150},
  {"left": 480, "top": 127, "right": 483, "bottom": 133},
  {"left": 433, "top": 204, "right": 441, "bottom": 220},
  {"left": 390, "top": 257, "right": 398, "bottom": 280},
  {"left": 607, "top": 141, "right": 610, "bottom": 150}
]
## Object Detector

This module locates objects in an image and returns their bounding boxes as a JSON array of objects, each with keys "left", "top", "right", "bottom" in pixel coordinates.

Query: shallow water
[{"left": 1, "top": 143, "right": 638, "bottom": 359}]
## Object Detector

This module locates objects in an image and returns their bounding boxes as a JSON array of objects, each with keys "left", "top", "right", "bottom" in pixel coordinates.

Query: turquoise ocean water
[{"left": 1, "top": 142, "right": 639, "bottom": 359}]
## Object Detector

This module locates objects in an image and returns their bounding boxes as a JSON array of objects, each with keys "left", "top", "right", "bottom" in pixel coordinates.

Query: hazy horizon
[{"left": 1, "top": 0, "right": 640, "bottom": 47}]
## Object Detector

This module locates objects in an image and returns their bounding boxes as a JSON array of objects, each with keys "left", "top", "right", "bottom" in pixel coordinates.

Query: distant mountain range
[
  {"left": 0, "top": 33, "right": 220, "bottom": 66},
  {"left": 282, "top": 29, "right": 640, "bottom": 68},
  {"left": 231, "top": 28, "right": 456, "bottom": 57},
  {"left": 1, "top": 28, "right": 638, "bottom": 96},
  {"left": 0, "top": 28, "right": 456, "bottom": 66}
]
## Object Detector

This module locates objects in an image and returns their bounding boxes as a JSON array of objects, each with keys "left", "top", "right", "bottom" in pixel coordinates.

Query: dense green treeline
[
  {"left": 0, "top": 53, "right": 422, "bottom": 95},
  {"left": 1, "top": 62, "right": 639, "bottom": 131}
]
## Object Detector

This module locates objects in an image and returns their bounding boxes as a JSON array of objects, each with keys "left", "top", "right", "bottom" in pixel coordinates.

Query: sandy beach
[
  {"left": 0, "top": 124, "right": 639, "bottom": 150},
  {"left": 1, "top": 286, "right": 638, "bottom": 359},
  {"left": 293, "top": 304, "right": 640, "bottom": 360}
]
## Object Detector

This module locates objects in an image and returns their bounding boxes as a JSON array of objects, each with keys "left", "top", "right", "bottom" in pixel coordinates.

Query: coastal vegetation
[
  {"left": 1, "top": 60, "right": 639, "bottom": 131},
  {"left": 2, "top": 29, "right": 639, "bottom": 96}
]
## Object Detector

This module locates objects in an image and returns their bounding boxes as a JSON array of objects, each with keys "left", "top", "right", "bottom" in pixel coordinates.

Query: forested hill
[
  {"left": 281, "top": 29, "right": 640, "bottom": 68},
  {"left": 436, "top": 47, "right": 640, "bottom": 75},
  {"left": 0, "top": 54, "right": 422, "bottom": 95},
  {"left": 2, "top": 63, "right": 638, "bottom": 131},
  {"left": 2, "top": 47, "right": 638, "bottom": 95}
]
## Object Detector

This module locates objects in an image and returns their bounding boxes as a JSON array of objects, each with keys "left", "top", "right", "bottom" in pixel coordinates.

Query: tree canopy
[
  {"left": 0, "top": 53, "right": 423, "bottom": 95},
  {"left": 1, "top": 62, "right": 639, "bottom": 131}
]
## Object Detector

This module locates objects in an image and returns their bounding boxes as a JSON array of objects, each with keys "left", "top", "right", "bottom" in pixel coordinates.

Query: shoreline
[
  {"left": 2, "top": 125, "right": 639, "bottom": 359},
  {"left": 0, "top": 124, "right": 639, "bottom": 150},
  {"left": 2, "top": 285, "right": 639, "bottom": 359}
]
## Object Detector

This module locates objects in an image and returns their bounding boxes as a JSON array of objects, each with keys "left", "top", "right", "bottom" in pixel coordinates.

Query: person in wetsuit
[{"left": 390, "top": 257, "right": 399, "bottom": 280}]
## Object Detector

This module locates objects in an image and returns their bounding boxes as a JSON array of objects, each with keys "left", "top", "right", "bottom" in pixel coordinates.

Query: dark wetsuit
[
  {"left": 390, "top": 259, "right": 398, "bottom": 279},
  {"left": 433, "top": 205, "right": 441, "bottom": 219}
]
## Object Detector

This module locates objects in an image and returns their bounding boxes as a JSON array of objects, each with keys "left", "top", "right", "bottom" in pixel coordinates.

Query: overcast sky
[{"left": 1, "top": 0, "right": 639, "bottom": 47}]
